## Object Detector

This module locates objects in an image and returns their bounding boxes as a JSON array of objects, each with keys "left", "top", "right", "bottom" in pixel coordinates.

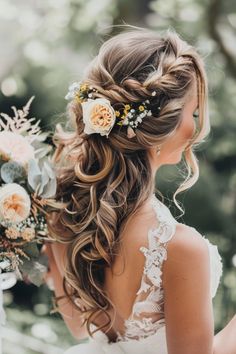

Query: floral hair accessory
[
  {"left": 65, "top": 81, "right": 98, "bottom": 102},
  {"left": 115, "top": 101, "right": 153, "bottom": 138},
  {"left": 65, "top": 81, "right": 161, "bottom": 139},
  {"left": 82, "top": 98, "right": 116, "bottom": 138}
]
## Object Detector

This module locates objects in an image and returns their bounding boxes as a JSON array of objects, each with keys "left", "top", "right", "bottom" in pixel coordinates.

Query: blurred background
[{"left": 0, "top": 0, "right": 236, "bottom": 352}]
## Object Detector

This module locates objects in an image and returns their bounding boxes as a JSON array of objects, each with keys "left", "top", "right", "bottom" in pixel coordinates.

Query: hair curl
[{"left": 46, "top": 26, "right": 209, "bottom": 338}]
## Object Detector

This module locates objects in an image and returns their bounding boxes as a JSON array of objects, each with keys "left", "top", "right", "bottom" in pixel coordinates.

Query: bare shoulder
[
  {"left": 121, "top": 205, "right": 209, "bottom": 264},
  {"left": 165, "top": 223, "right": 209, "bottom": 264},
  {"left": 162, "top": 223, "right": 214, "bottom": 354},
  {"left": 162, "top": 223, "right": 210, "bottom": 288}
]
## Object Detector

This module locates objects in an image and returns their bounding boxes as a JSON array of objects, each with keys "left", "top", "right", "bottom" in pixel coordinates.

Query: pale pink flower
[{"left": 0, "top": 131, "right": 34, "bottom": 167}]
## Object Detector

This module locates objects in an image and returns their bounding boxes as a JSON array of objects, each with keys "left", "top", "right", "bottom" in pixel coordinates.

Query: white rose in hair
[
  {"left": 81, "top": 98, "right": 116, "bottom": 137},
  {"left": 0, "top": 131, "right": 34, "bottom": 168},
  {"left": 0, "top": 183, "right": 31, "bottom": 225}
]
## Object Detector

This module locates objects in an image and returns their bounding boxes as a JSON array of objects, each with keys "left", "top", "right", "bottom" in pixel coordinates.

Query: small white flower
[
  {"left": 65, "top": 81, "right": 81, "bottom": 100},
  {"left": 122, "top": 117, "right": 129, "bottom": 125}
]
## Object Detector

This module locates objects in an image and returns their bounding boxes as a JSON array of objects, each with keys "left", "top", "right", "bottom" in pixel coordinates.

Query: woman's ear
[{"left": 147, "top": 146, "right": 156, "bottom": 161}]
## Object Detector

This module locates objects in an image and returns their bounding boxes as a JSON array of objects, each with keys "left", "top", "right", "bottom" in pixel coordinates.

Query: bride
[{"left": 42, "top": 27, "right": 236, "bottom": 353}]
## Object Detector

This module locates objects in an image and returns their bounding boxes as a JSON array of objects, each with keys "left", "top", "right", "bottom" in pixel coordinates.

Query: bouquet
[{"left": 0, "top": 97, "right": 59, "bottom": 331}]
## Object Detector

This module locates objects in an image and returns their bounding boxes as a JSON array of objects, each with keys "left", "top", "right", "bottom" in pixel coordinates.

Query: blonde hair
[{"left": 46, "top": 26, "right": 209, "bottom": 338}]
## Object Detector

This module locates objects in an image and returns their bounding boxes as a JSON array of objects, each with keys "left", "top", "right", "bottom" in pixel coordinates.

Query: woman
[{"left": 43, "top": 27, "right": 236, "bottom": 353}]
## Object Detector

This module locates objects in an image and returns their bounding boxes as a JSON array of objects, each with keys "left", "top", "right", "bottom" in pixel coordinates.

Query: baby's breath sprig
[
  {"left": 65, "top": 81, "right": 98, "bottom": 103},
  {"left": 115, "top": 100, "right": 154, "bottom": 138},
  {"left": 2, "top": 213, "right": 48, "bottom": 242},
  {"left": 116, "top": 100, "right": 152, "bottom": 128}
]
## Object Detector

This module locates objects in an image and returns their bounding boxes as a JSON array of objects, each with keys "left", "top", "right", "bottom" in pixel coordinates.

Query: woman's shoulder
[
  {"left": 121, "top": 197, "right": 208, "bottom": 260},
  {"left": 168, "top": 223, "right": 209, "bottom": 257},
  {"left": 116, "top": 200, "right": 212, "bottom": 299},
  {"left": 122, "top": 206, "right": 209, "bottom": 272},
  {"left": 162, "top": 223, "right": 210, "bottom": 286}
]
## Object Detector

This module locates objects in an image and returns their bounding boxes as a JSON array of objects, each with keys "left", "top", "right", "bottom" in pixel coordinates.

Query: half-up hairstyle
[{"left": 46, "top": 27, "right": 209, "bottom": 338}]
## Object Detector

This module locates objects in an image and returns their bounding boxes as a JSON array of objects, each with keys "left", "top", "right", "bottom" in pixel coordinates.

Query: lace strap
[
  {"left": 117, "top": 195, "right": 177, "bottom": 341},
  {"left": 137, "top": 195, "right": 177, "bottom": 293}
]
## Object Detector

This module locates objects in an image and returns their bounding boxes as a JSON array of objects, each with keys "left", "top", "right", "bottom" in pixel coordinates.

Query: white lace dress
[{"left": 64, "top": 193, "right": 223, "bottom": 354}]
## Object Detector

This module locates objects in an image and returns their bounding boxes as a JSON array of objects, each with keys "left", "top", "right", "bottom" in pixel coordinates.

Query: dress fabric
[{"left": 64, "top": 193, "right": 223, "bottom": 354}]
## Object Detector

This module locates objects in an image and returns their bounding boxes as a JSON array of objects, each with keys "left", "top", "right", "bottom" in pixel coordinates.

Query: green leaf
[
  {"left": 19, "top": 253, "right": 49, "bottom": 287},
  {"left": 22, "top": 242, "right": 40, "bottom": 259},
  {"left": 1, "top": 161, "right": 25, "bottom": 183}
]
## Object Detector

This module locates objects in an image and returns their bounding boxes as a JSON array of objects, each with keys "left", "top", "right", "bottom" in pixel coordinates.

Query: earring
[{"left": 156, "top": 146, "right": 161, "bottom": 156}]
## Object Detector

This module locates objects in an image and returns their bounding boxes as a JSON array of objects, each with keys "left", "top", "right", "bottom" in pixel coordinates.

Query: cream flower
[
  {"left": 5, "top": 226, "right": 20, "bottom": 239},
  {"left": 81, "top": 98, "right": 116, "bottom": 137},
  {"left": 21, "top": 227, "right": 35, "bottom": 241},
  {"left": 0, "top": 131, "right": 34, "bottom": 168},
  {"left": 0, "top": 183, "right": 31, "bottom": 225}
]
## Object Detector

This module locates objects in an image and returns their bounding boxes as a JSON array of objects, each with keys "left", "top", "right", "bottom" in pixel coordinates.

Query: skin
[
  {"left": 42, "top": 77, "right": 236, "bottom": 353},
  {"left": 148, "top": 77, "right": 198, "bottom": 174}
]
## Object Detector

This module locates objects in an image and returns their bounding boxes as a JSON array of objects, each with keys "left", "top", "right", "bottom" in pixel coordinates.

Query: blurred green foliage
[{"left": 0, "top": 0, "right": 236, "bottom": 352}]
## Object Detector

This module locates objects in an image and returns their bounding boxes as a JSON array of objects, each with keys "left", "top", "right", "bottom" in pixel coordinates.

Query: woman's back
[
  {"left": 100, "top": 193, "right": 164, "bottom": 340},
  {"left": 62, "top": 194, "right": 223, "bottom": 353}
]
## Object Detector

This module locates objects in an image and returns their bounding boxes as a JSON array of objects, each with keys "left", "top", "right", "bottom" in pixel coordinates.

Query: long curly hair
[{"left": 46, "top": 27, "right": 209, "bottom": 338}]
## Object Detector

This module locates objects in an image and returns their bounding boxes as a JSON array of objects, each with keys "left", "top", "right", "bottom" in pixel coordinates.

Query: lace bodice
[
  {"left": 64, "top": 193, "right": 223, "bottom": 354},
  {"left": 116, "top": 194, "right": 177, "bottom": 342}
]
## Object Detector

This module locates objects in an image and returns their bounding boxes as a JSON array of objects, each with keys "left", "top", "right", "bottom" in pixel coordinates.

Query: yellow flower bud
[
  {"left": 80, "top": 84, "right": 88, "bottom": 92},
  {"left": 115, "top": 111, "right": 121, "bottom": 117}
]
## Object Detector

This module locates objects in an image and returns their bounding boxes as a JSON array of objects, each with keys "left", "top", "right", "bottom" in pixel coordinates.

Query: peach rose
[
  {"left": 21, "top": 227, "right": 35, "bottom": 241},
  {"left": 81, "top": 98, "right": 116, "bottom": 137},
  {"left": 0, "top": 183, "right": 31, "bottom": 225},
  {"left": 0, "top": 131, "right": 34, "bottom": 168}
]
